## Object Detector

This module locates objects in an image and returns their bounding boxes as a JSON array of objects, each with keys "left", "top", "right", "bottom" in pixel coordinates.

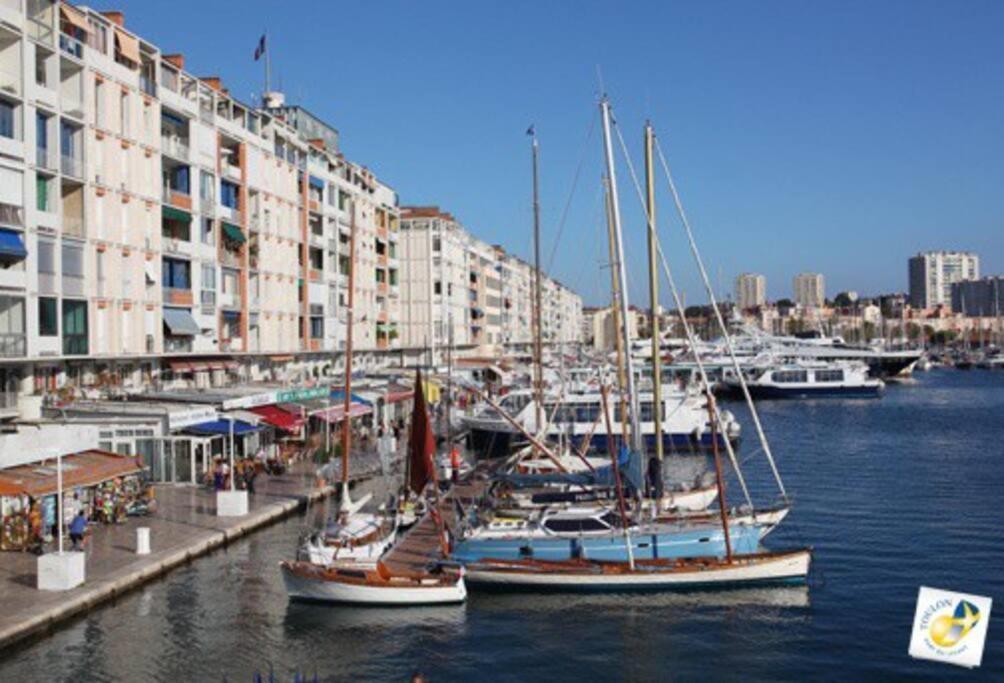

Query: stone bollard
[{"left": 136, "top": 527, "right": 151, "bottom": 555}]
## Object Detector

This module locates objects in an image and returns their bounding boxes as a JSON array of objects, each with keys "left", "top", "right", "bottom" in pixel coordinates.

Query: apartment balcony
[
  {"left": 36, "top": 146, "right": 57, "bottom": 170},
  {"left": 0, "top": 65, "right": 19, "bottom": 97},
  {"left": 27, "top": 17, "right": 53, "bottom": 45},
  {"left": 219, "top": 249, "right": 241, "bottom": 268},
  {"left": 61, "top": 95, "right": 84, "bottom": 121},
  {"left": 219, "top": 205, "right": 242, "bottom": 225},
  {"left": 309, "top": 268, "right": 322, "bottom": 283},
  {"left": 220, "top": 337, "right": 243, "bottom": 352},
  {"left": 161, "top": 135, "right": 189, "bottom": 161},
  {"left": 0, "top": 333, "right": 26, "bottom": 358},
  {"left": 219, "top": 291, "right": 239, "bottom": 309},
  {"left": 59, "top": 33, "right": 83, "bottom": 60},
  {"left": 376, "top": 337, "right": 389, "bottom": 350},
  {"left": 61, "top": 155, "right": 83, "bottom": 179},
  {"left": 163, "top": 287, "right": 194, "bottom": 306},
  {"left": 248, "top": 214, "right": 261, "bottom": 233},
  {"left": 162, "top": 236, "right": 193, "bottom": 257},
  {"left": 309, "top": 199, "right": 320, "bottom": 214},
  {"left": 222, "top": 163, "right": 242, "bottom": 183},
  {"left": 309, "top": 339, "right": 321, "bottom": 352},
  {"left": 62, "top": 215, "right": 84, "bottom": 238},
  {"left": 162, "top": 186, "right": 193, "bottom": 211},
  {"left": 164, "top": 336, "right": 193, "bottom": 353}
]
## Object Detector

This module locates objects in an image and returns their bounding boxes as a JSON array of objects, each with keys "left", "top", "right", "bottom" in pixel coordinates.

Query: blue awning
[
  {"left": 329, "top": 389, "right": 372, "bottom": 406},
  {"left": 0, "top": 229, "right": 28, "bottom": 260},
  {"left": 184, "top": 419, "right": 261, "bottom": 436},
  {"left": 308, "top": 175, "right": 325, "bottom": 190},
  {"left": 161, "top": 110, "right": 187, "bottom": 128},
  {"left": 163, "top": 307, "right": 201, "bottom": 336}
]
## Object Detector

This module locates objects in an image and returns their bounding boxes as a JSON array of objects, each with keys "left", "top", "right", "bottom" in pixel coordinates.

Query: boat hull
[
  {"left": 452, "top": 522, "right": 763, "bottom": 563},
  {"left": 469, "top": 428, "right": 734, "bottom": 459},
  {"left": 281, "top": 563, "right": 467, "bottom": 605},
  {"left": 465, "top": 549, "right": 811, "bottom": 592},
  {"left": 722, "top": 383, "right": 882, "bottom": 400}
]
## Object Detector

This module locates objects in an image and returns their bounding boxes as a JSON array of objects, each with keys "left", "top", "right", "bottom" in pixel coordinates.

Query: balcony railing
[
  {"left": 139, "top": 75, "right": 156, "bottom": 97},
  {"left": 27, "top": 18, "right": 53, "bottom": 45},
  {"left": 0, "top": 333, "right": 26, "bottom": 358},
  {"left": 59, "top": 33, "right": 83, "bottom": 59},
  {"left": 163, "top": 287, "right": 194, "bottom": 306},
  {"left": 36, "top": 146, "right": 56, "bottom": 170},
  {"left": 164, "top": 336, "right": 192, "bottom": 353},
  {"left": 62, "top": 215, "right": 84, "bottom": 238},
  {"left": 220, "top": 249, "right": 240, "bottom": 268},
  {"left": 161, "top": 135, "right": 189, "bottom": 160},
  {"left": 0, "top": 66, "right": 20, "bottom": 97},
  {"left": 61, "top": 154, "right": 83, "bottom": 178},
  {"left": 62, "top": 334, "right": 88, "bottom": 356},
  {"left": 222, "top": 163, "right": 242, "bottom": 182}
]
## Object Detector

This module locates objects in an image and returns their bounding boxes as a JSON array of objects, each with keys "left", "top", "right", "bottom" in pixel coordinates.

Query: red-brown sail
[{"left": 408, "top": 368, "right": 436, "bottom": 495}]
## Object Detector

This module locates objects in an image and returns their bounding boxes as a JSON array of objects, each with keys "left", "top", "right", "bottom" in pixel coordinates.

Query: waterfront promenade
[{"left": 0, "top": 457, "right": 371, "bottom": 651}]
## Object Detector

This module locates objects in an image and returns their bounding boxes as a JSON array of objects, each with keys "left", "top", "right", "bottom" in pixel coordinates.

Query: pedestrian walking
[{"left": 69, "top": 510, "right": 87, "bottom": 551}]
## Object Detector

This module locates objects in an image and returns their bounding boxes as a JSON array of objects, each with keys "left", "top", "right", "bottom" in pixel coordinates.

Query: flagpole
[{"left": 264, "top": 30, "right": 271, "bottom": 95}]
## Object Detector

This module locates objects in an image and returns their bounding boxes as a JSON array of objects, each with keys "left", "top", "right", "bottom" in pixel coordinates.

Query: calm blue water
[{"left": 2, "top": 370, "right": 1002, "bottom": 681}]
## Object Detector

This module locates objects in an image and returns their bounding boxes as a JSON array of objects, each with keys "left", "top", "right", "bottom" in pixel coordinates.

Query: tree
[
  {"left": 834, "top": 292, "right": 853, "bottom": 308},
  {"left": 776, "top": 298, "right": 794, "bottom": 308}
]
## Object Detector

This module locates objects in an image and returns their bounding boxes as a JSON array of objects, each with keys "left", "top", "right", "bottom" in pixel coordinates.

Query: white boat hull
[
  {"left": 281, "top": 566, "right": 467, "bottom": 605},
  {"left": 466, "top": 550, "right": 810, "bottom": 591}
]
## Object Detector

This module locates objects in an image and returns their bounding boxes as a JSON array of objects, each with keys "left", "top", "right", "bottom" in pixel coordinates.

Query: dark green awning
[
  {"left": 222, "top": 222, "right": 246, "bottom": 245},
  {"left": 162, "top": 206, "right": 192, "bottom": 224}
]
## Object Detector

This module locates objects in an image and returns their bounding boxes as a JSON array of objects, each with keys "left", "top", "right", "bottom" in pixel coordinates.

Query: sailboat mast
[
  {"left": 644, "top": 122, "right": 663, "bottom": 463},
  {"left": 599, "top": 97, "right": 642, "bottom": 454},
  {"left": 339, "top": 198, "right": 357, "bottom": 511},
  {"left": 531, "top": 130, "right": 545, "bottom": 436},
  {"left": 707, "top": 396, "right": 733, "bottom": 562},
  {"left": 601, "top": 384, "right": 634, "bottom": 570},
  {"left": 602, "top": 175, "right": 629, "bottom": 436}
]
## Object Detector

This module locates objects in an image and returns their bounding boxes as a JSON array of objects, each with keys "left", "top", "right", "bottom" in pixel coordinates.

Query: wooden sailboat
[
  {"left": 281, "top": 369, "right": 467, "bottom": 605},
  {"left": 298, "top": 199, "right": 397, "bottom": 565},
  {"left": 464, "top": 100, "right": 810, "bottom": 592}
]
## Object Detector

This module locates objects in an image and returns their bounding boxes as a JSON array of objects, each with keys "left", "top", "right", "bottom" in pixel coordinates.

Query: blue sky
[{"left": 97, "top": 0, "right": 1003, "bottom": 306}]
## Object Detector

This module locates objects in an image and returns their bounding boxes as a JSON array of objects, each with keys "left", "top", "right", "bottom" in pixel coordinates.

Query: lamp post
[{"left": 216, "top": 414, "right": 247, "bottom": 516}]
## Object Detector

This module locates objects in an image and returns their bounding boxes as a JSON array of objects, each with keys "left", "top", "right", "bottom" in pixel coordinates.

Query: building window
[
  {"left": 38, "top": 297, "right": 58, "bottom": 336},
  {"left": 220, "top": 180, "right": 239, "bottom": 209},
  {"left": 310, "top": 316, "right": 324, "bottom": 339},
  {"left": 0, "top": 100, "right": 15, "bottom": 139},
  {"left": 120, "top": 91, "right": 130, "bottom": 137},
  {"left": 36, "top": 175, "right": 50, "bottom": 212},
  {"left": 200, "top": 217, "right": 214, "bottom": 245},
  {"left": 434, "top": 281, "right": 442, "bottom": 295},
  {"left": 61, "top": 300, "right": 88, "bottom": 355},
  {"left": 161, "top": 257, "right": 190, "bottom": 289}
]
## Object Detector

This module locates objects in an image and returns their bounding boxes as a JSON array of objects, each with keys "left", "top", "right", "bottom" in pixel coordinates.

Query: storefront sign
[
  {"left": 222, "top": 386, "right": 328, "bottom": 410},
  {"left": 167, "top": 406, "right": 220, "bottom": 430}
]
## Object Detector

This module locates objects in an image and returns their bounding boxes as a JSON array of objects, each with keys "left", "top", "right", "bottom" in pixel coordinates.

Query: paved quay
[{"left": 0, "top": 456, "right": 380, "bottom": 652}]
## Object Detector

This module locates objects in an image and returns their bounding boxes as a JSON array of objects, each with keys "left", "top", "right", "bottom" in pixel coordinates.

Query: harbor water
[{"left": 1, "top": 370, "right": 1002, "bottom": 681}]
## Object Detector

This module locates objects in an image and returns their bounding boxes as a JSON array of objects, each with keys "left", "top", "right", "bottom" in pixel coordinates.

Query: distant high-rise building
[
  {"left": 909, "top": 251, "right": 980, "bottom": 309},
  {"left": 734, "top": 273, "right": 766, "bottom": 310},
  {"left": 793, "top": 273, "right": 825, "bottom": 308},
  {"left": 951, "top": 277, "right": 1003, "bottom": 317}
]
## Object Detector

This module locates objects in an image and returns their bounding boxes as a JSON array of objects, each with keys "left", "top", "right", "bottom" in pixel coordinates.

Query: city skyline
[{"left": 83, "top": 0, "right": 1004, "bottom": 308}]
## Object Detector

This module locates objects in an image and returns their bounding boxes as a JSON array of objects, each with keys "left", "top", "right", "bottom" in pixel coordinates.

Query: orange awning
[
  {"left": 0, "top": 451, "right": 144, "bottom": 498},
  {"left": 60, "top": 4, "right": 91, "bottom": 33},
  {"left": 114, "top": 26, "right": 141, "bottom": 64}
]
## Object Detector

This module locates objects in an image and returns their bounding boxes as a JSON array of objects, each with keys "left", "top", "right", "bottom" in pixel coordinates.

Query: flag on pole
[
  {"left": 526, "top": 124, "right": 535, "bottom": 137},
  {"left": 254, "top": 34, "right": 266, "bottom": 61}
]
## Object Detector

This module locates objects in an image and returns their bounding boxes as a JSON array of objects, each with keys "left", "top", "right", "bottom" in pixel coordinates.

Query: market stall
[{"left": 0, "top": 450, "right": 146, "bottom": 551}]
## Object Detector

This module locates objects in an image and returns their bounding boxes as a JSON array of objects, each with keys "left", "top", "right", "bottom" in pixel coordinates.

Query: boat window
[
  {"left": 639, "top": 401, "right": 654, "bottom": 422},
  {"left": 575, "top": 405, "right": 593, "bottom": 422},
  {"left": 578, "top": 518, "right": 609, "bottom": 532},
  {"left": 544, "top": 518, "right": 584, "bottom": 533},
  {"left": 773, "top": 370, "right": 808, "bottom": 383},
  {"left": 814, "top": 369, "right": 844, "bottom": 382},
  {"left": 599, "top": 511, "right": 621, "bottom": 528}
]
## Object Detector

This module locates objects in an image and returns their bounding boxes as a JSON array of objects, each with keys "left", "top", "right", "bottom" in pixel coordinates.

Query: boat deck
[{"left": 382, "top": 475, "right": 488, "bottom": 573}]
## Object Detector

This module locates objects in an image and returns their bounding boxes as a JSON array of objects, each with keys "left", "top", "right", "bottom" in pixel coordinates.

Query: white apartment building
[
  {"left": 909, "top": 250, "right": 980, "bottom": 310},
  {"left": 399, "top": 206, "right": 582, "bottom": 353},
  {"left": 734, "top": 272, "right": 766, "bottom": 310},
  {"left": 0, "top": 2, "right": 400, "bottom": 413},
  {"left": 793, "top": 272, "right": 825, "bottom": 308}
]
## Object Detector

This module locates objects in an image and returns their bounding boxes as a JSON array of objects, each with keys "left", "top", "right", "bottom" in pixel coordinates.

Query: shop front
[{"left": 0, "top": 450, "right": 146, "bottom": 551}]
